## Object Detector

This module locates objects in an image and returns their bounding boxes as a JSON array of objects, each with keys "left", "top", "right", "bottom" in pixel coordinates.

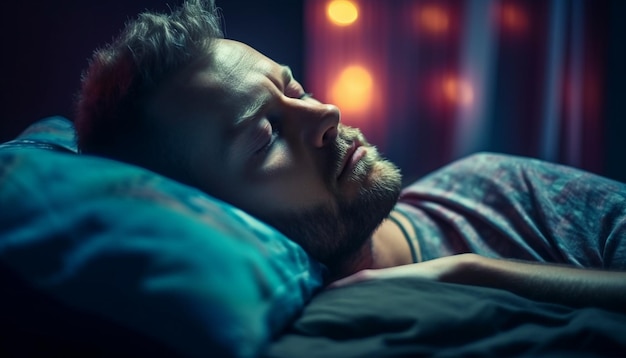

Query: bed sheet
[{"left": 266, "top": 277, "right": 626, "bottom": 357}]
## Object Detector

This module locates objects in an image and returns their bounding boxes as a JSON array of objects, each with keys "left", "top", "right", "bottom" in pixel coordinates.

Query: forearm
[{"left": 447, "top": 255, "right": 626, "bottom": 313}]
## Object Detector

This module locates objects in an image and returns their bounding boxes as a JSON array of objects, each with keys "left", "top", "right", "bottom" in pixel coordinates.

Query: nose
[{"left": 302, "top": 103, "right": 341, "bottom": 148}]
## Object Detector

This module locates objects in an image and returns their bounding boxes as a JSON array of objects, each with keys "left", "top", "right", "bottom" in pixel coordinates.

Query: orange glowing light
[
  {"left": 499, "top": 3, "right": 528, "bottom": 33},
  {"left": 442, "top": 76, "right": 474, "bottom": 106},
  {"left": 331, "top": 65, "right": 373, "bottom": 114},
  {"left": 327, "top": 0, "right": 359, "bottom": 26},
  {"left": 418, "top": 5, "right": 449, "bottom": 34}
]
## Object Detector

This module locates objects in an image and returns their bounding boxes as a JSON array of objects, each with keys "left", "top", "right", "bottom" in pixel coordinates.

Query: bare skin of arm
[{"left": 330, "top": 253, "right": 626, "bottom": 314}]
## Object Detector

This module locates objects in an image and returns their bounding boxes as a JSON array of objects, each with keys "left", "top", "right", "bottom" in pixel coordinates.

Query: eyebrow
[
  {"left": 280, "top": 65, "right": 294, "bottom": 85},
  {"left": 234, "top": 95, "right": 270, "bottom": 128},
  {"left": 233, "top": 65, "right": 294, "bottom": 128}
]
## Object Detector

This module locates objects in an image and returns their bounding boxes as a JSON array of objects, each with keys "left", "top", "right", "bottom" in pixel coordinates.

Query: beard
[{"left": 261, "top": 125, "right": 402, "bottom": 268}]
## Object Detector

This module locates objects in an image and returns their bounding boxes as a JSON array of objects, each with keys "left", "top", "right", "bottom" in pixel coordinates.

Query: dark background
[{"left": 604, "top": 0, "right": 626, "bottom": 182}]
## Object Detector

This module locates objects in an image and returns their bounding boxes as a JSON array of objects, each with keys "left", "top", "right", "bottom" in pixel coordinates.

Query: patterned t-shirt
[{"left": 395, "top": 153, "right": 626, "bottom": 269}]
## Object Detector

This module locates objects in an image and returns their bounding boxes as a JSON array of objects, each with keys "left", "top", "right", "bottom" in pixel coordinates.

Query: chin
[
  {"left": 262, "top": 152, "right": 402, "bottom": 268},
  {"left": 357, "top": 147, "right": 403, "bottom": 196},
  {"left": 337, "top": 156, "right": 402, "bottom": 245},
  {"left": 368, "top": 160, "right": 402, "bottom": 190}
]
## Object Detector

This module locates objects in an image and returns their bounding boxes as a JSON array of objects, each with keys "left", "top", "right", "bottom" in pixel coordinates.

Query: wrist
[{"left": 439, "top": 253, "right": 488, "bottom": 284}]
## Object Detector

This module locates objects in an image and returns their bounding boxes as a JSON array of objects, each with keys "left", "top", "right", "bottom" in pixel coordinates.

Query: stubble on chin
[{"left": 266, "top": 138, "right": 403, "bottom": 271}]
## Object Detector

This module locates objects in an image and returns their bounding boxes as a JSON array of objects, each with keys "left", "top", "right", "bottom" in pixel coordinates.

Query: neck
[
  {"left": 371, "top": 215, "right": 415, "bottom": 268},
  {"left": 326, "top": 213, "right": 414, "bottom": 282}
]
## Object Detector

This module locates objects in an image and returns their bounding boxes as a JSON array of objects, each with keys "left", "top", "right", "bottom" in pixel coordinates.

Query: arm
[{"left": 330, "top": 254, "right": 626, "bottom": 314}]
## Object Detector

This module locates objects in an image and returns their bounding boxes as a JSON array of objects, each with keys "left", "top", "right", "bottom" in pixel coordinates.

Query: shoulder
[
  {"left": 398, "top": 152, "right": 582, "bottom": 203},
  {"left": 406, "top": 152, "right": 576, "bottom": 188},
  {"left": 403, "top": 152, "right": 524, "bottom": 191}
]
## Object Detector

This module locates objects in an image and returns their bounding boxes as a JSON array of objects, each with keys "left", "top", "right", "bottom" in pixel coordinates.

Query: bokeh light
[
  {"left": 498, "top": 2, "right": 528, "bottom": 33},
  {"left": 418, "top": 5, "right": 449, "bottom": 34},
  {"left": 331, "top": 65, "right": 373, "bottom": 114},
  {"left": 327, "top": 0, "right": 359, "bottom": 26},
  {"left": 441, "top": 75, "right": 474, "bottom": 107}
]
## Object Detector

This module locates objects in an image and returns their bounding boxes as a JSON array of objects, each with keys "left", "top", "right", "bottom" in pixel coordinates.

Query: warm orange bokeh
[
  {"left": 327, "top": 0, "right": 359, "bottom": 26},
  {"left": 499, "top": 3, "right": 528, "bottom": 33},
  {"left": 331, "top": 65, "right": 374, "bottom": 115},
  {"left": 442, "top": 76, "right": 474, "bottom": 107},
  {"left": 418, "top": 5, "right": 449, "bottom": 34}
]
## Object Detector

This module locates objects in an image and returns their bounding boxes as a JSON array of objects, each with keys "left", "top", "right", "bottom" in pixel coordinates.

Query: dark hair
[{"left": 75, "top": 0, "right": 223, "bottom": 164}]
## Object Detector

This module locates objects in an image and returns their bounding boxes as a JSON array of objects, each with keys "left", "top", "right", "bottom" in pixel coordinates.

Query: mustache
[
  {"left": 338, "top": 124, "right": 367, "bottom": 144},
  {"left": 336, "top": 124, "right": 367, "bottom": 152},
  {"left": 335, "top": 123, "right": 360, "bottom": 152}
]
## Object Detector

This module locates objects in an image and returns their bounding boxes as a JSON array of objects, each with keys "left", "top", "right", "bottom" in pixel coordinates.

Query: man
[{"left": 75, "top": 0, "right": 626, "bottom": 313}]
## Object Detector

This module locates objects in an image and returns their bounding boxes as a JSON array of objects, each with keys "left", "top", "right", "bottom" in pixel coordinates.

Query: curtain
[{"left": 305, "top": 0, "right": 617, "bottom": 183}]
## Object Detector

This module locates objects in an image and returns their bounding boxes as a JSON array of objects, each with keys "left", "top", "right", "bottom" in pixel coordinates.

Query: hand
[{"left": 328, "top": 253, "right": 478, "bottom": 289}]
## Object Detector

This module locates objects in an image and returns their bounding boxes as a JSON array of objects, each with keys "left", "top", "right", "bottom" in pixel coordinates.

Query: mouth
[{"left": 336, "top": 138, "right": 367, "bottom": 181}]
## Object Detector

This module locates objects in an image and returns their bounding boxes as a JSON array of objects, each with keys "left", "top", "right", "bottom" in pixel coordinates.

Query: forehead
[
  {"left": 210, "top": 39, "right": 293, "bottom": 84},
  {"left": 207, "top": 39, "right": 294, "bottom": 121},
  {"left": 148, "top": 39, "right": 291, "bottom": 129},
  {"left": 179, "top": 39, "right": 293, "bottom": 123}
]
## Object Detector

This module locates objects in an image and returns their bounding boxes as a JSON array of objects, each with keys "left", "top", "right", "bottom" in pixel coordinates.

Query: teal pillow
[{"left": 0, "top": 116, "right": 323, "bottom": 357}]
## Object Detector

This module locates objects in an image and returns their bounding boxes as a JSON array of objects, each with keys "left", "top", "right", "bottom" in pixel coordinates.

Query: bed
[
  {"left": 1, "top": 117, "right": 625, "bottom": 357},
  {"left": 265, "top": 277, "right": 626, "bottom": 357}
]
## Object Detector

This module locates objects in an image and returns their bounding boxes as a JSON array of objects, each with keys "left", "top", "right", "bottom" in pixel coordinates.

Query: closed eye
[{"left": 256, "top": 116, "right": 280, "bottom": 155}]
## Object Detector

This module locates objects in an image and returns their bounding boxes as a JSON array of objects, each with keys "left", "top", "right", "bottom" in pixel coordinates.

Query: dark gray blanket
[{"left": 266, "top": 277, "right": 626, "bottom": 357}]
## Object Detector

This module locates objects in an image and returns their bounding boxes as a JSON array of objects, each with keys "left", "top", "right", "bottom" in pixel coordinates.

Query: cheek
[
  {"left": 184, "top": 138, "right": 240, "bottom": 197},
  {"left": 199, "top": 142, "right": 334, "bottom": 215},
  {"left": 251, "top": 145, "right": 337, "bottom": 211},
  {"left": 244, "top": 166, "right": 333, "bottom": 215}
]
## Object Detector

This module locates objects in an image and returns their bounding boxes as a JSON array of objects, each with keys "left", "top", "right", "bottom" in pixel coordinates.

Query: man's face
[{"left": 149, "top": 39, "right": 401, "bottom": 266}]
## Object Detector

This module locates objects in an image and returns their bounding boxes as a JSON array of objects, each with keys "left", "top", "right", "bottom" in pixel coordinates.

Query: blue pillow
[{"left": 0, "top": 116, "right": 324, "bottom": 357}]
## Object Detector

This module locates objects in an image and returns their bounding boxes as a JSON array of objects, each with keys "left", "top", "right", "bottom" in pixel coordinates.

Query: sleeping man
[{"left": 75, "top": 0, "right": 626, "bottom": 313}]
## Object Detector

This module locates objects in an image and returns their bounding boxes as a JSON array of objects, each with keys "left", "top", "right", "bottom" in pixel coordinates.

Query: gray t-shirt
[{"left": 396, "top": 153, "right": 626, "bottom": 269}]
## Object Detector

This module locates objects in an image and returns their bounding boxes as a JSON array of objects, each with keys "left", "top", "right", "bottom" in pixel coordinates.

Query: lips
[{"left": 337, "top": 138, "right": 365, "bottom": 181}]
